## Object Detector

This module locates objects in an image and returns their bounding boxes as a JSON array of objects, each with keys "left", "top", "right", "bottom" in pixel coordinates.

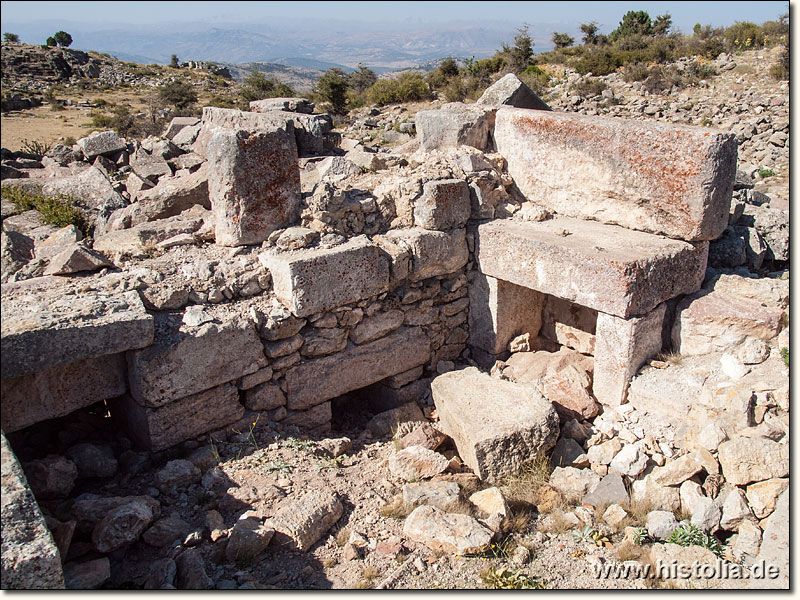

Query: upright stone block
[
  {"left": 193, "top": 107, "right": 296, "bottom": 156},
  {"left": 593, "top": 304, "right": 666, "bottom": 406},
  {"left": 476, "top": 73, "right": 551, "bottom": 111},
  {"left": 431, "top": 367, "right": 559, "bottom": 483},
  {"left": 415, "top": 103, "right": 496, "bottom": 152},
  {"left": 475, "top": 218, "right": 707, "bottom": 318},
  {"left": 285, "top": 327, "right": 430, "bottom": 410},
  {"left": 261, "top": 236, "right": 390, "bottom": 318},
  {"left": 1, "top": 433, "right": 65, "bottom": 589},
  {"left": 382, "top": 228, "right": 468, "bottom": 281},
  {"left": 414, "top": 179, "right": 471, "bottom": 230},
  {"left": 494, "top": 107, "right": 737, "bottom": 241},
  {"left": 468, "top": 273, "right": 544, "bottom": 358},
  {"left": 207, "top": 127, "right": 301, "bottom": 246}
]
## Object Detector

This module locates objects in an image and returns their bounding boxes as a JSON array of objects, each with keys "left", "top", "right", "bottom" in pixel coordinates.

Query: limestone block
[
  {"left": 1, "top": 353, "right": 127, "bottom": 433},
  {"left": 249, "top": 98, "right": 315, "bottom": 114},
  {"left": 164, "top": 116, "right": 201, "bottom": 139},
  {"left": 717, "top": 435, "right": 788, "bottom": 486},
  {"left": 268, "top": 490, "right": 343, "bottom": 551},
  {"left": 475, "top": 219, "right": 707, "bottom": 318},
  {"left": 540, "top": 295, "right": 597, "bottom": 355},
  {"left": 93, "top": 213, "right": 205, "bottom": 258},
  {"left": 494, "top": 107, "right": 737, "bottom": 241},
  {"left": 285, "top": 327, "right": 430, "bottom": 410},
  {"left": 672, "top": 290, "right": 783, "bottom": 356},
  {"left": 120, "top": 164, "right": 210, "bottom": 227},
  {"left": 77, "top": 130, "right": 126, "bottom": 159},
  {"left": 261, "top": 236, "right": 390, "bottom": 318},
  {"left": 403, "top": 505, "right": 493, "bottom": 555},
  {"left": 750, "top": 489, "right": 788, "bottom": 589},
  {"left": 119, "top": 384, "right": 245, "bottom": 452},
  {"left": 1, "top": 289, "right": 153, "bottom": 380},
  {"left": 382, "top": 228, "right": 468, "bottom": 282},
  {"left": 477, "top": 73, "right": 551, "bottom": 110},
  {"left": 207, "top": 127, "right": 301, "bottom": 246},
  {"left": 468, "top": 273, "right": 543, "bottom": 356},
  {"left": 193, "top": 107, "right": 296, "bottom": 157},
  {"left": 1, "top": 433, "right": 65, "bottom": 589},
  {"left": 414, "top": 179, "right": 471, "bottom": 231},
  {"left": 432, "top": 367, "right": 559, "bottom": 483},
  {"left": 282, "top": 401, "right": 332, "bottom": 431},
  {"left": 415, "top": 103, "right": 496, "bottom": 152},
  {"left": 349, "top": 310, "right": 405, "bottom": 345},
  {"left": 593, "top": 303, "right": 666, "bottom": 406}
]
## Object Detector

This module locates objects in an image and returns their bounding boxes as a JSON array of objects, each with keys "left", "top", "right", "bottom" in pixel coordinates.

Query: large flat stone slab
[
  {"left": 494, "top": 107, "right": 737, "bottom": 241},
  {"left": 431, "top": 367, "right": 559, "bottom": 483},
  {"left": 193, "top": 107, "right": 296, "bottom": 157},
  {"left": 127, "top": 316, "right": 266, "bottom": 407},
  {"left": 415, "top": 103, "right": 496, "bottom": 153},
  {"left": 1, "top": 290, "right": 154, "bottom": 380},
  {"left": 261, "top": 236, "right": 390, "bottom": 318},
  {"left": 1, "top": 433, "right": 65, "bottom": 589},
  {"left": 474, "top": 218, "right": 708, "bottom": 318},
  {"left": 1, "top": 354, "right": 126, "bottom": 433},
  {"left": 285, "top": 327, "right": 430, "bottom": 410}
]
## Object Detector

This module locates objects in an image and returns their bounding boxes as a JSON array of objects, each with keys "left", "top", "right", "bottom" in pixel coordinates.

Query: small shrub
[
  {"left": 623, "top": 62, "right": 651, "bottom": 82},
  {"left": 781, "top": 347, "right": 789, "bottom": 366},
  {"left": 1, "top": 187, "right": 86, "bottom": 232},
  {"left": 158, "top": 80, "right": 198, "bottom": 110},
  {"left": 366, "top": 72, "right": 432, "bottom": 106},
  {"left": 480, "top": 566, "right": 546, "bottom": 589},
  {"left": 666, "top": 524, "right": 724, "bottom": 556},
  {"left": 442, "top": 78, "right": 466, "bottom": 102},
  {"left": 3, "top": 32, "right": 20, "bottom": 42},
  {"left": 19, "top": 139, "right": 51, "bottom": 158},
  {"left": 758, "top": 167, "right": 775, "bottom": 178},
  {"left": 63, "top": 136, "right": 77, "bottom": 147},
  {"left": 571, "top": 77, "right": 608, "bottom": 98},
  {"left": 519, "top": 65, "right": 551, "bottom": 95}
]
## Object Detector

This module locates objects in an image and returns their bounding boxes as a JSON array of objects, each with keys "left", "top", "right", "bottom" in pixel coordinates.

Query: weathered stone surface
[
  {"left": 225, "top": 517, "right": 274, "bottom": 563},
  {"left": 477, "top": 73, "right": 551, "bottom": 111},
  {"left": 285, "top": 327, "right": 430, "bottom": 410},
  {"left": 93, "top": 213, "right": 206, "bottom": 257},
  {"left": 719, "top": 487, "right": 753, "bottom": 531},
  {"left": 92, "top": 499, "right": 157, "bottom": 553},
  {"left": 143, "top": 514, "right": 193, "bottom": 548},
  {"left": 705, "top": 273, "right": 789, "bottom": 309},
  {"left": 469, "top": 487, "right": 509, "bottom": 518},
  {"left": 42, "top": 166, "right": 125, "bottom": 217},
  {"left": 300, "top": 327, "right": 348, "bottom": 357},
  {"left": 1, "top": 289, "right": 153, "bottom": 379},
  {"left": 282, "top": 401, "right": 332, "bottom": 431},
  {"left": 262, "top": 236, "right": 389, "bottom": 318},
  {"left": 475, "top": 219, "right": 707, "bottom": 318},
  {"left": 1, "top": 229, "right": 34, "bottom": 281},
  {"left": 494, "top": 107, "right": 737, "bottom": 241},
  {"left": 415, "top": 103, "right": 496, "bottom": 152},
  {"left": 366, "top": 402, "right": 425, "bottom": 438},
  {"left": 349, "top": 309, "right": 404, "bottom": 345},
  {"left": 164, "top": 117, "right": 201, "bottom": 139},
  {"left": 717, "top": 435, "right": 788, "bottom": 486},
  {"left": 708, "top": 226, "right": 747, "bottom": 268},
  {"left": 127, "top": 316, "right": 266, "bottom": 407},
  {"left": 250, "top": 97, "right": 314, "bottom": 114},
  {"left": 388, "top": 446, "right": 449, "bottom": 481},
  {"left": 468, "top": 273, "right": 543, "bottom": 357},
  {"left": 77, "top": 130, "right": 126, "bottom": 159},
  {"left": 63, "top": 558, "right": 110, "bottom": 590},
  {"left": 1, "top": 434, "right": 65, "bottom": 589},
  {"left": 206, "top": 126, "right": 300, "bottom": 246},
  {"left": 583, "top": 472, "right": 629, "bottom": 507},
  {"left": 403, "top": 481, "right": 461, "bottom": 511},
  {"left": 383, "top": 228, "right": 468, "bottom": 282},
  {"left": 672, "top": 290, "right": 783, "bottom": 356},
  {"left": 540, "top": 295, "right": 597, "bottom": 355},
  {"left": 1, "top": 353, "right": 126, "bottom": 433},
  {"left": 651, "top": 453, "right": 703, "bottom": 487},
  {"left": 193, "top": 107, "right": 295, "bottom": 155},
  {"left": 648, "top": 543, "right": 723, "bottom": 589},
  {"left": 745, "top": 478, "right": 788, "bottom": 519},
  {"left": 593, "top": 304, "right": 666, "bottom": 406},
  {"left": 34, "top": 225, "right": 83, "bottom": 260},
  {"left": 609, "top": 444, "right": 648, "bottom": 477},
  {"left": 143, "top": 558, "right": 177, "bottom": 589},
  {"left": 550, "top": 436, "right": 589, "bottom": 469},
  {"left": 631, "top": 475, "right": 681, "bottom": 512},
  {"left": 244, "top": 382, "right": 286, "bottom": 411},
  {"left": 646, "top": 510, "right": 679, "bottom": 541},
  {"left": 414, "top": 179, "right": 471, "bottom": 231},
  {"left": 432, "top": 367, "right": 559, "bottom": 483},
  {"left": 120, "top": 384, "right": 245, "bottom": 452},
  {"left": 268, "top": 490, "right": 343, "bottom": 551},
  {"left": 275, "top": 226, "right": 318, "bottom": 250},
  {"left": 740, "top": 203, "right": 788, "bottom": 262},
  {"left": 156, "top": 459, "right": 201, "bottom": 491},
  {"left": 750, "top": 488, "right": 788, "bottom": 589},
  {"left": 403, "top": 505, "right": 493, "bottom": 555},
  {"left": 43, "top": 244, "right": 112, "bottom": 276},
  {"left": 66, "top": 443, "right": 117, "bottom": 479},
  {"left": 287, "top": 112, "right": 334, "bottom": 155},
  {"left": 131, "top": 152, "right": 172, "bottom": 183},
  {"left": 175, "top": 549, "right": 213, "bottom": 590}
]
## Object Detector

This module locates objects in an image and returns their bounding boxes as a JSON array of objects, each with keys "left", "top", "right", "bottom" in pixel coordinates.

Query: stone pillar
[
  {"left": 593, "top": 303, "right": 666, "bottom": 406},
  {"left": 468, "top": 273, "right": 544, "bottom": 367}
]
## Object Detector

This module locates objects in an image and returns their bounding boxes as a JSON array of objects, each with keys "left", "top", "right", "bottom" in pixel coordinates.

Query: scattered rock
[{"left": 403, "top": 505, "right": 494, "bottom": 555}]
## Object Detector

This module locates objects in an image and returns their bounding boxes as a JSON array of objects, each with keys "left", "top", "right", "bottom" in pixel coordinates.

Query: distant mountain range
[{"left": 0, "top": 18, "right": 564, "bottom": 70}]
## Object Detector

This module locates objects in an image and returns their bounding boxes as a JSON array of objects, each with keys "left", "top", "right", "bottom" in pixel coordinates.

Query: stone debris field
[{"left": 0, "top": 62, "right": 789, "bottom": 590}]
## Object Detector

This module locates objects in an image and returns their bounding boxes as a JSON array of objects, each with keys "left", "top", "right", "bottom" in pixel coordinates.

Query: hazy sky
[{"left": 0, "top": 1, "right": 790, "bottom": 32}]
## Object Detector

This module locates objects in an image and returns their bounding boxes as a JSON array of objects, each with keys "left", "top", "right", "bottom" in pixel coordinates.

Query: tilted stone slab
[
  {"left": 415, "top": 103, "right": 496, "bottom": 152},
  {"left": 1, "top": 433, "right": 65, "bottom": 589},
  {"left": 119, "top": 383, "right": 244, "bottom": 452},
  {"left": 476, "top": 73, "right": 551, "bottom": 111},
  {"left": 1, "top": 290, "right": 153, "bottom": 379},
  {"left": 494, "top": 107, "right": 737, "bottom": 241},
  {"left": 261, "top": 236, "right": 390, "bottom": 318},
  {"left": 285, "top": 327, "right": 430, "bottom": 410},
  {"left": 431, "top": 367, "right": 559, "bottom": 483},
  {"left": 1, "top": 354, "right": 126, "bottom": 433},
  {"left": 474, "top": 218, "right": 708, "bottom": 318},
  {"left": 207, "top": 127, "right": 301, "bottom": 246},
  {"left": 127, "top": 315, "right": 267, "bottom": 407}
]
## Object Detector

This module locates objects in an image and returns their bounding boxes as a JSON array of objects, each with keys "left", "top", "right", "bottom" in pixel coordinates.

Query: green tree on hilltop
[{"left": 53, "top": 31, "right": 73, "bottom": 47}]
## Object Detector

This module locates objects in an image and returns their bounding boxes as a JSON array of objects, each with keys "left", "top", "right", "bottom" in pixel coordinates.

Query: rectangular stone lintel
[
  {"left": 593, "top": 304, "right": 667, "bottom": 407},
  {"left": 261, "top": 236, "right": 391, "bottom": 318},
  {"left": 285, "top": 327, "right": 431, "bottom": 410}
]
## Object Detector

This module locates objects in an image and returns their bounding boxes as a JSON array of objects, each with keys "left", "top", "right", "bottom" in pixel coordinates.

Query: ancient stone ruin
[{"left": 0, "top": 76, "right": 788, "bottom": 589}]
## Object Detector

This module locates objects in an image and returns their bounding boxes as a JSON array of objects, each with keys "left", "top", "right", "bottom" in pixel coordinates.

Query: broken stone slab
[
  {"left": 1, "top": 230, "right": 35, "bottom": 281},
  {"left": 749, "top": 488, "right": 788, "bottom": 589},
  {"left": 415, "top": 103, "right": 496, "bottom": 153},
  {"left": 745, "top": 478, "right": 788, "bottom": 519},
  {"left": 432, "top": 367, "right": 559, "bottom": 483},
  {"left": 225, "top": 517, "right": 275, "bottom": 564},
  {"left": 631, "top": 474, "right": 681, "bottom": 513},
  {"left": 550, "top": 436, "right": 589, "bottom": 469},
  {"left": 1, "top": 433, "right": 65, "bottom": 589},
  {"left": 262, "top": 236, "right": 390, "bottom": 318},
  {"left": 739, "top": 203, "right": 788, "bottom": 262},
  {"left": 476, "top": 73, "right": 551, "bottom": 111},
  {"left": 172, "top": 123, "right": 201, "bottom": 147},
  {"left": 494, "top": 107, "right": 737, "bottom": 241},
  {"left": 250, "top": 97, "right": 315, "bottom": 114},
  {"left": 402, "top": 481, "right": 462, "bottom": 512},
  {"left": 671, "top": 290, "right": 783, "bottom": 356},
  {"left": 77, "top": 130, "right": 126, "bottom": 160},
  {"left": 91, "top": 498, "right": 157, "bottom": 553},
  {"left": 582, "top": 472, "right": 629, "bottom": 507},
  {"left": 381, "top": 228, "right": 468, "bottom": 282},
  {"left": 93, "top": 212, "right": 206, "bottom": 258},
  {"left": 414, "top": 179, "right": 471, "bottom": 231},
  {"left": 142, "top": 514, "right": 193, "bottom": 548},
  {"left": 1, "top": 289, "right": 153, "bottom": 379},
  {"left": 282, "top": 401, "right": 332, "bottom": 432},
  {"left": 63, "top": 558, "right": 110, "bottom": 590},
  {"left": 127, "top": 315, "right": 266, "bottom": 407},
  {"left": 704, "top": 273, "right": 789, "bottom": 310},
  {"left": 130, "top": 152, "right": 173, "bottom": 184},
  {"left": 285, "top": 327, "right": 430, "bottom": 410},
  {"left": 388, "top": 446, "right": 449, "bottom": 481},
  {"left": 289, "top": 112, "right": 334, "bottom": 156},
  {"left": 34, "top": 224, "right": 83, "bottom": 260},
  {"left": 164, "top": 117, "right": 201, "bottom": 140},
  {"left": 119, "top": 384, "right": 245, "bottom": 452},
  {"left": 403, "top": 505, "right": 493, "bottom": 555},
  {"left": 593, "top": 304, "right": 666, "bottom": 406},
  {"left": 42, "top": 244, "right": 112, "bottom": 276},
  {"left": 475, "top": 218, "right": 707, "bottom": 318},
  {"left": 648, "top": 543, "right": 725, "bottom": 589},
  {"left": 41, "top": 166, "right": 126, "bottom": 219},
  {"left": 207, "top": 127, "right": 301, "bottom": 247},
  {"left": 717, "top": 435, "right": 788, "bottom": 486},
  {"left": 268, "top": 490, "right": 343, "bottom": 551}
]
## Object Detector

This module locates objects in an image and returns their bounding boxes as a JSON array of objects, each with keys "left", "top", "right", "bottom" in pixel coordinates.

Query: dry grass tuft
[
  {"left": 335, "top": 527, "right": 350, "bottom": 547},
  {"left": 502, "top": 451, "right": 553, "bottom": 508},
  {"left": 379, "top": 495, "right": 412, "bottom": 519},
  {"left": 657, "top": 351, "right": 684, "bottom": 366},
  {"left": 624, "top": 498, "right": 654, "bottom": 527}
]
